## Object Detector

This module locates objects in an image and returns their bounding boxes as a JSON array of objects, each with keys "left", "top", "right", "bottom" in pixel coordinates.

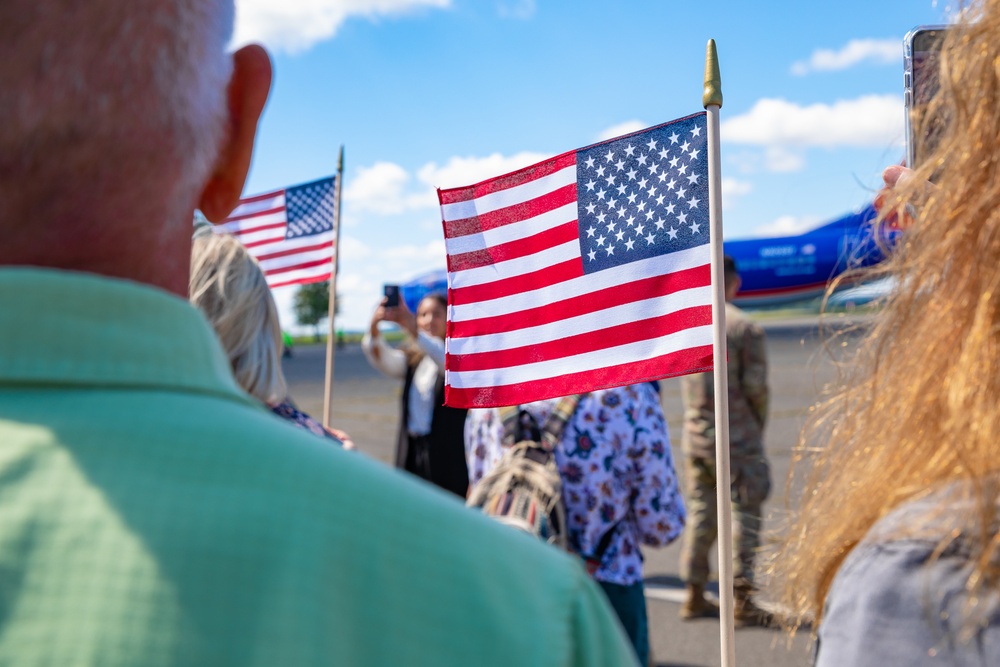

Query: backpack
[{"left": 466, "top": 395, "right": 583, "bottom": 551}]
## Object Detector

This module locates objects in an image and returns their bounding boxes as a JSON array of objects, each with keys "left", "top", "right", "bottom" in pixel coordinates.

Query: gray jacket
[{"left": 817, "top": 484, "right": 1000, "bottom": 666}]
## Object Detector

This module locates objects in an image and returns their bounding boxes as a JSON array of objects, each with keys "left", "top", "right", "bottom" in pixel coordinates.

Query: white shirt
[{"left": 362, "top": 330, "right": 446, "bottom": 436}]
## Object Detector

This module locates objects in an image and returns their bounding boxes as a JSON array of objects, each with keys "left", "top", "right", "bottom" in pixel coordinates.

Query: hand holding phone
[{"left": 383, "top": 284, "right": 400, "bottom": 308}]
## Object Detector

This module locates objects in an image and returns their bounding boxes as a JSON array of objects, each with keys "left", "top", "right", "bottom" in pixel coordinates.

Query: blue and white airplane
[
  {"left": 727, "top": 203, "right": 889, "bottom": 308},
  {"left": 401, "top": 203, "right": 891, "bottom": 311}
]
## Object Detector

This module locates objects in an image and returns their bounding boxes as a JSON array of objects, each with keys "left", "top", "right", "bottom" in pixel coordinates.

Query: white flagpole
[
  {"left": 704, "top": 38, "right": 736, "bottom": 667},
  {"left": 322, "top": 146, "right": 345, "bottom": 428}
]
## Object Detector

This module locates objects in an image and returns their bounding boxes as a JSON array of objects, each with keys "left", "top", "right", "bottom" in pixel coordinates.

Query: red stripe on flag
[
  {"left": 445, "top": 345, "right": 714, "bottom": 408},
  {"left": 450, "top": 263, "right": 711, "bottom": 338},
  {"left": 442, "top": 218, "right": 484, "bottom": 243},
  {"left": 447, "top": 221, "right": 580, "bottom": 272},
  {"left": 234, "top": 222, "right": 287, "bottom": 242},
  {"left": 225, "top": 206, "right": 285, "bottom": 224},
  {"left": 447, "top": 249, "right": 494, "bottom": 272},
  {"left": 448, "top": 305, "right": 712, "bottom": 372},
  {"left": 449, "top": 257, "right": 585, "bottom": 306},
  {"left": 439, "top": 153, "right": 577, "bottom": 205},
  {"left": 243, "top": 237, "right": 286, "bottom": 251},
  {"left": 263, "top": 257, "right": 331, "bottom": 277},
  {"left": 443, "top": 184, "right": 577, "bottom": 239},
  {"left": 255, "top": 240, "right": 333, "bottom": 263},
  {"left": 268, "top": 272, "right": 332, "bottom": 290},
  {"left": 232, "top": 188, "right": 285, "bottom": 205}
]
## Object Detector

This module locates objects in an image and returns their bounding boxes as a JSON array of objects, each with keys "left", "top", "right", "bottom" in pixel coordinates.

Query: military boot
[
  {"left": 679, "top": 584, "right": 720, "bottom": 620},
  {"left": 733, "top": 585, "right": 775, "bottom": 628}
]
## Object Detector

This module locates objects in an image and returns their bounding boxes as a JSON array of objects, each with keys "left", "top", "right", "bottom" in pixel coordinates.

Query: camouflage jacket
[{"left": 681, "top": 303, "right": 768, "bottom": 460}]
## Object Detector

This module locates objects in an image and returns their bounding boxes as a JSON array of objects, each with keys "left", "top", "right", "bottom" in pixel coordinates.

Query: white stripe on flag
[
  {"left": 450, "top": 244, "right": 709, "bottom": 319},
  {"left": 449, "top": 240, "right": 580, "bottom": 290},
  {"left": 444, "top": 202, "right": 578, "bottom": 256},
  {"left": 259, "top": 246, "right": 336, "bottom": 273},
  {"left": 448, "top": 283, "right": 712, "bottom": 355},
  {"left": 232, "top": 226, "right": 286, "bottom": 247},
  {"left": 446, "top": 324, "right": 714, "bottom": 389},
  {"left": 254, "top": 230, "right": 335, "bottom": 259},
  {"left": 228, "top": 193, "right": 285, "bottom": 219},
  {"left": 440, "top": 165, "right": 577, "bottom": 221},
  {"left": 266, "top": 265, "right": 332, "bottom": 287},
  {"left": 224, "top": 210, "right": 288, "bottom": 234}
]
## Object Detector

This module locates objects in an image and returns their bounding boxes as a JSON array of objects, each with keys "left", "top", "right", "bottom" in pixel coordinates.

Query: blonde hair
[
  {"left": 190, "top": 233, "right": 288, "bottom": 404},
  {"left": 769, "top": 0, "right": 1000, "bottom": 629}
]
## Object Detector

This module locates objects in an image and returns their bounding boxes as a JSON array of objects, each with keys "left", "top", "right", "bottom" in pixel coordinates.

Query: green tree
[{"left": 294, "top": 282, "right": 339, "bottom": 342}]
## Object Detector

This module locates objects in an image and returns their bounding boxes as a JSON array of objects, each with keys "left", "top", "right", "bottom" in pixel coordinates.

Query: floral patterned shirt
[
  {"left": 270, "top": 401, "right": 343, "bottom": 445},
  {"left": 465, "top": 384, "right": 686, "bottom": 585}
]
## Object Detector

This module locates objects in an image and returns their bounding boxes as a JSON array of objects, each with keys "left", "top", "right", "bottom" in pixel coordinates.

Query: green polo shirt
[{"left": 0, "top": 268, "right": 637, "bottom": 666}]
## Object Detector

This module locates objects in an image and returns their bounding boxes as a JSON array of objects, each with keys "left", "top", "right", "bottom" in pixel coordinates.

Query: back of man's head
[
  {"left": 723, "top": 255, "right": 738, "bottom": 284},
  {"left": 0, "top": 0, "right": 234, "bottom": 265},
  {"left": 723, "top": 255, "right": 741, "bottom": 300}
]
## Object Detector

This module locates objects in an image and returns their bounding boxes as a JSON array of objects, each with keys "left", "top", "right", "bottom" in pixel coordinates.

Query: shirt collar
[{"left": 0, "top": 267, "right": 251, "bottom": 404}]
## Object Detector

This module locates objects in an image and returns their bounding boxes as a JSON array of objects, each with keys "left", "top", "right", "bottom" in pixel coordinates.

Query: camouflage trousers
[{"left": 679, "top": 454, "right": 771, "bottom": 587}]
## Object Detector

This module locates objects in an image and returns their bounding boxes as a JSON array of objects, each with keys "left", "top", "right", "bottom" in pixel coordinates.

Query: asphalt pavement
[{"left": 283, "top": 313, "right": 869, "bottom": 667}]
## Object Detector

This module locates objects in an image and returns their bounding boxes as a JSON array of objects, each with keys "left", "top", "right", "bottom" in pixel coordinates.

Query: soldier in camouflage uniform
[{"left": 679, "top": 256, "right": 771, "bottom": 627}]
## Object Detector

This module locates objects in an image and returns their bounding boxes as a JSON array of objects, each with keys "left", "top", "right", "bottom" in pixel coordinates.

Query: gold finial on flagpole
[{"left": 703, "top": 39, "right": 723, "bottom": 109}]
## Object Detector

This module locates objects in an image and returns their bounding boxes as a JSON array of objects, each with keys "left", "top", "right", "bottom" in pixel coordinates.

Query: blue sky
[{"left": 231, "top": 0, "right": 951, "bottom": 332}]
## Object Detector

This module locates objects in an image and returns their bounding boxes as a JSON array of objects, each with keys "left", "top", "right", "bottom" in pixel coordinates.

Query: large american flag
[
  {"left": 218, "top": 175, "right": 337, "bottom": 289},
  {"left": 439, "top": 114, "right": 714, "bottom": 408}
]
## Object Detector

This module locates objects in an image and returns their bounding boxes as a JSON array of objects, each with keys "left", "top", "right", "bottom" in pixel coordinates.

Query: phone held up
[
  {"left": 383, "top": 284, "right": 400, "bottom": 308},
  {"left": 904, "top": 25, "right": 950, "bottom": 170}
]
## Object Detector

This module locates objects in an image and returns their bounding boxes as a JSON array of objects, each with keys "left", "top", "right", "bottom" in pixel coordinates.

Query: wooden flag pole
[
  {"left": 704, "top": 39, "right": 737, "bottom": 667},
  {"left": 322, "top": 146, "right": 345, "bottom": 428}
]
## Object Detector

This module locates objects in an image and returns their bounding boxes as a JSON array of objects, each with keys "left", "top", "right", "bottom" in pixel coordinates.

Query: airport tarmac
[{"left": 283, "top": 313, "right": 869, "bottom": 667}]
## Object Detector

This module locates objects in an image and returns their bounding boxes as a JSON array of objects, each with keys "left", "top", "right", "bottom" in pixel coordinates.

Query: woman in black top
[{"left": 362, "top": 292, "right": 468, "bottom": 497}]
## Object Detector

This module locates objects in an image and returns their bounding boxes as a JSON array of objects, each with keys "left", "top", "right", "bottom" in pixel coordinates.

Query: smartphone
[
  {"left": 904, "top": 25, "right": 950, "bottom": 169},
  {"left": 383, "top": 284, "right": 400, "bottom": 308}
]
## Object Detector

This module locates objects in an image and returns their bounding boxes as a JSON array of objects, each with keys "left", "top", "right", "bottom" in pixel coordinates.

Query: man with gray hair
[{"left": 0, "top": 1, "right": 637, "bottom": 665}]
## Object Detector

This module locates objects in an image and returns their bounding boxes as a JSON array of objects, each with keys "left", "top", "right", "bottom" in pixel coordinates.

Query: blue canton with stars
[
  {"left": 576, "top": 114, "right": 708, "bottom": 274},
  {"left": 284, "top": 176, "right": 337, "bottom": 239}
]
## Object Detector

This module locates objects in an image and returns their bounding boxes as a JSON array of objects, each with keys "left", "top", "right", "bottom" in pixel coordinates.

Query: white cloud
[
  {"left": 343, "top": 152, "right": 550, "bottom": 221},
  {"left": 329, "top": 272, "right": 369, "bottom": 321},
  {"left": 383, "top": 239, "right": 448, "bottom": 265},
  {"left": 791, "top": 38, "right": 901, "bottom": 76},
  {"left": 595, "top": 120, "right": 647, "bottom": 142},
  {"left": 753, "top": 215, "right": 823, "bottom": 238},
  {"left": 721, "top": 95, "right": 904, "bottom": 149},
  {"left": 338, "top": 234, "right": 373, "bottom": 261},
  {"left": 233, "top": 0, "right": 451, "bottom": 54},
  {"left": 343, "top": 161, "right": 430, "bottom": 216},
  {"left": 764, "top": 147, "right": 806, "bottom": 173},
  {"left": 497, "top": 0, "right": 536, "bottom": 20},
  {"left": 723, "top": 178, "right": 752, "bottom": 196},
  {"left": 416, "top": 152, "right": 550, "bottom": 190},
  {"left": 727, "top": 151, "right": 762, "bottom": 175},
  {"left": 727, "top": 148, "right": 806, "bottom": 174},
  {"left": 722, "top": 178, "right": 752, "bottom": 209},
  {"left": 344, "top": 162, "right": 409, "bottom": 215}
]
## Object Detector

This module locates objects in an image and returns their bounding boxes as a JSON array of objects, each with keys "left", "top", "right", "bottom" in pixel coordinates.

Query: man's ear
[{"left": 199, "top": 44, "right": 272, "bottom": 222}]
